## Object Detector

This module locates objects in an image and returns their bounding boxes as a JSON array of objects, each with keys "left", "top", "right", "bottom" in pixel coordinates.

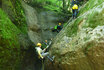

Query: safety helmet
[
  {"left": 59, "top": 23, "right": 61, "bottom": 25},
  {"left": 37, "top": 43, "right": 41, "bottom": 46}
]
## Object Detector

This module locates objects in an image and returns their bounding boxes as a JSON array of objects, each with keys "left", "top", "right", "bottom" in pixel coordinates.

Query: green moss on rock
[
  {"left": 2, "top": 0, "right": 27, "bottom": 34},
  {"left": 66, "top": 17, "right": 83, "bottom": 37},
  {"left": 88, "top": 9, "right": 104, "bottom": 28},
  {"left": 79, "top": 0, "right": 104, "bottom": 16},
  {"left": 0, "top": 8, "right": 21, "bottom": 70}
]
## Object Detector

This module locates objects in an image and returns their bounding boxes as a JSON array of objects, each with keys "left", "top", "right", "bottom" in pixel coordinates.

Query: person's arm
[
  {"left": 42, "top": 44, "right": 50, "bottom": 52},
  {"left": 42, "top": 48, "right": 47, "bottom": 52},
  {"left": 38, "top": 50, "right": 43, "bottom": 59}
]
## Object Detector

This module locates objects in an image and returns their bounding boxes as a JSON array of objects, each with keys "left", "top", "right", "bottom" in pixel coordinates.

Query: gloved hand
[{"left": 41, "top": 57, "right": 44, "bottom": 59}]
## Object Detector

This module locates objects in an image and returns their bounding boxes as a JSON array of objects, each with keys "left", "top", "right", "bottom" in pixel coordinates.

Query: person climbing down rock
[
  {"left": 35, "top": 43, "right": 55, "bottom": 62},
  {"left": 41, "top": 40, "right": 48, "bottom": 50},
  {"left": 42, "top": 39, "right": 52, "bottom": 50},
  {"left": 71, "top": 0, "right": 79, "bottom": 19},
  {"left": 57, "top": 23, "right": 63, "bottom": 32},
  {"left": 52, "top": 23, "right": 63, "bottom": 33},
  {"left": 44, "top": 40, "right": 48, "bottom": 45},
  {"left": 72, "top": 4, "right": 78, "bottom": 19},
  {"left": 52, "top": 25, "right": 58, "bottom": 32}
]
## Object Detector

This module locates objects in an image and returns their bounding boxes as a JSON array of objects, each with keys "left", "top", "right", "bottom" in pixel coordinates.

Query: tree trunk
[
  {"left": 0, "top": 0, "right": 2, "bottom": 8},
  {"left": 63, "top": 0, "right": 66, "bottom": 9}
]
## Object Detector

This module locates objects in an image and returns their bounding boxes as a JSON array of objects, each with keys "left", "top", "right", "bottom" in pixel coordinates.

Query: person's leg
[
  {"left": 41, "top": 52, "right": 49, "bottom": 58},
  {"left": 46, "top": 56, "right": 54, "bottom": 62},
  {"left": 46, "top": 55, "right": 55, "bottom": 62},
  {"left": 41, "top": 52, "right": 55, "bottom": 62},
  {"left": 77, "top": 9, "right": 79, "bottom": 14},
  {"left": 72, "top": 9, "right": 75, "bottom": 18},
  {"left": 74, "top": 9, "right": 76, "bottom": 18},
  {"left": 75, "top": 9, "right": 78, "bottom": 18}
]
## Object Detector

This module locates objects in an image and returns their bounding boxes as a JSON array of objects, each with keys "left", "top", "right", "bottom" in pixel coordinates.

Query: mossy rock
[
  {"left": 0, "top": 8, "right": 21, "bottom": 70},
  {"left": 2, "top": 0, "right": 27, "bottom": 34}
]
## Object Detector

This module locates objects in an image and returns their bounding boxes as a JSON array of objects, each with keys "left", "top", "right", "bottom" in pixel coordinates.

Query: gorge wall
[{"left": 45, "top": 0, "right": 104, "bottom": 70}]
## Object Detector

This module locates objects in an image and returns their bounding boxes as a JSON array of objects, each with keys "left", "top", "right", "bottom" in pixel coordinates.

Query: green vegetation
[
  {"left": 63, "top": 23, "right": 68, "bottom": 28},
  {"left": 0, "top": 8, "right": 21, "bottom": 70},
  {"left": 87, "top": 9, "right": 104, "bottom": 28},
  {"left": 66, "top": 0, "right": 104, "bottom": 37},
  {"left": 79, "top": 0, "right": 104, "bottom": 16},
  {"left": 32, "top": 0, "right": 66, "bottom": 10},
  {"left": 2, "top": 0, "right": 27, "bottom": 34},
  {"left": 31, "top": 0, "right": 72, "bottom": 22},
  {"left": 80, "top": 2, "right": 104, "bottom": 29},
  {"left": 0, "top": 0, "right": 28, "bottom": 69},
  {"left": 83, "top": 41, "right": 95, "bottom": 55},
  {"left": 1, "top": 0, "right": 104, "bottom": 69},
  {"left": 66, "top": 17, "right": 83, "bottom": 37},
  {"left": 13, "top": 0, "right": 27, "bottom": 33}
]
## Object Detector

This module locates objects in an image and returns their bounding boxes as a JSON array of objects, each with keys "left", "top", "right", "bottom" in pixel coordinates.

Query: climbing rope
[{"left": 42, "top": 60, "right": 44, "bottom": 70}]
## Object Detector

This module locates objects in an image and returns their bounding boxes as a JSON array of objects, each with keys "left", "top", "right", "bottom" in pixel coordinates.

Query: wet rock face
[
  {"left": 45, "top": 1, "right": 104, "bottom": 70},
  {"left": 22, "top": 1, "right": 41, "bottom": 44},
  {"left": 1, "top": 1, "right": 35, "bottom": 70},
  {"left": 22, "top": 1, "right": 58, "bottom": 44},
  {"left": 46, "top": 27, "right": 104, "bottom": 70}
]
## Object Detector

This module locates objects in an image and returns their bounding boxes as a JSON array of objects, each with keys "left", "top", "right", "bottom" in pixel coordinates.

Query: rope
[{"left": 42, "top": 60, "right": 44, "bottom": 70}]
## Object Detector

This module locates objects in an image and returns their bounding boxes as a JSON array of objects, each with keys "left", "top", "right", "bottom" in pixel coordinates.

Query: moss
[
  {"left": 63, "top": 23, "right": 68, "bottom": 28},
  {"left": 79, "top": 0, "right": 104, "bottom": 16},
  {"left": 82, "top": 9, "right": 104, "bottom": 28},
  {"left": 2, "top": 0, "right": 27, "bottom": 34},
  {"left": 83, "top": 41, "right": 95, "bottom": 55},
  {"left": 66, "top": 17, "right": 83, "bottom": 37},
  {"left": 0, "top": 9, "right": 21, "bottom": 70},
  {"left": 84, "top": 37, "right": 90, "bottom": 41},
  {"left": 88, "top": 10, "right": 104, "bottom": 28},
  {"left": 13, "top": 0, "right": 27, "bottom": 34}
]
